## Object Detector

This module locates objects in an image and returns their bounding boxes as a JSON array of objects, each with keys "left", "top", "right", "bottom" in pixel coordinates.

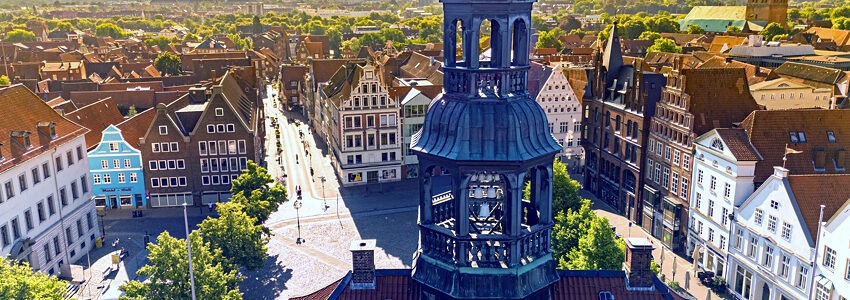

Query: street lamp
[
  {"left": 182, "top": 203, "right": 197, "bottom": 300},
  {"left": 294, "top": 200, "right": 303, "bottom": 244},
  {"left": 320, "top": 176, "right": 327, "bottom": 209},
  {"left": 98, "top": 212, "right": 106, "bottom": 237}
]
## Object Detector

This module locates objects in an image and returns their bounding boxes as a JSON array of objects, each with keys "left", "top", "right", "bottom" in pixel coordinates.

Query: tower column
[
  {"left": 539, "top": 165, "right": 554, "bottom": 224},
  {"left": 506, "top": 172, "right": 523, "bottom": 266},
  {"left": 444, "top": 17, "right": 458, "bottom": 67}
]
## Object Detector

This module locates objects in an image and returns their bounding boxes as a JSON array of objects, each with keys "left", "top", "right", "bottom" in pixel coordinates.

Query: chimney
[
  {"left": 210, "top": 69, "right": 217, "bottom": 82},
  {"left": 623, "top": 237, "right": 655, "bottom": 289},
  {"left": 773, "top": 166, "right": 789, "bottom": 178},
  {"left": 189, "top": 84, "right": 206, "bottom": 103},
  {"left": 211, "top": 85, "right": 223, "bottom": 96},
  {"left": 349, "top": 239, "right": 376, "bottom": 290}
]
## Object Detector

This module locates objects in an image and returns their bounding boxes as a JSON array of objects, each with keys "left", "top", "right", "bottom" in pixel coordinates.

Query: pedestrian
[{"left": 208, "top": 202, "right": 213, "bottom": 213}]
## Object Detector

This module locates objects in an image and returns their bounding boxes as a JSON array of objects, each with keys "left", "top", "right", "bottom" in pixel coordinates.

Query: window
[
  {"left": 683, "top": 155, "right": 690, "bottom": 170},
  {"left": 199, "top": 142, "right": 208, "bottom": 155},
  {"left": 710, "top": 176, "right": 717, "bottom": 190},
  {"left": 211, "top": 175, "right": 220, "bottom": 185},
  {"left": 55, "top": 156, "right": 63, "bottom": 171},
  {"left": 671, "top": 173, "right": 679, "bottom": 194},
  {"left": 824, "top": 246, "right": 837, "bottom": 270},
  {"left": 228, "top": 140, "right": 237, "bottom": 154},
  {"left": 734, "top": 229, "right": 743, "bottom": 250},
  {"left": 47, "top": 196, "right": 55, "bottom": 216},
  {"left": 171, "top": 142, "right": 178, "bottom": 152},
  {"left": 152, "top": 143, "right": 160, "bottom": 153},
  {"left": 207, "top": 124, "right": 215, "bottom": 133},
  {"left": 828, "top": 131, "right": 837, "bottom": 143},
  {"left": 215, "top": 108, "right": 224, "bottom": 116},
  {"left": 4, "top": 181, "right": 14, "bottom": 200},
  {"left": 708, "top": 199, "right": 714, "bottom": 217},
  {"left": 76, "top": 219, "right": 83, "bottom": 237},
  {"left": 762, "top": 245, "right": 773, "bottom": 268},
  {"left": 648, "top": 139, "right": 655, "bottom": 153},
  {"left": 177, "top": 160, "right": 185, "bottom": 169},
  {"left": 11, "top": 218, "right": 20, "bottom": 240},
  {"left": 159, "top": 161, "right": 166, "bottom": 169},
  {"left": 697, "top": 169, "right": 704, "bottom": 184},
  {"left": 226, "top": 124, "right": 235, "bottom": 132},
  {"left": 720, "top": 235, "right": 726, "bottom": 249},
  {"left": 31, "top": 168, "right": 40, "bottom": 185},
  {"left": 37, "top": 202, "right": 45, "bottom": 222},
  {"left": 654, "top": 163, "right": 661, "bottom": 183},
  {"left": 220, "top": 158, "right": 228, "bottom": 172},
  {"left": 796, "top": 266, "right": 809, "bottom": 289},
  {"left": 66, "top": 151, "right": 74, "bottom": 165},
  {"left": 130, "top": 173, "right": 137, "bottom": 183},
  {"left": 201, "top": 176, "right": 210, "bottom": 186},
  {"left": 148, "top": 161, "right": 157, "bottom": 170},
  {"left": 755, "top": 209, "right": 764, "bottom": 226},
  {"left": 680, "top": 178, "right": 689, "bottom": 199},
  {"left": 113, "top": 159, "right": 120, "bottom": 168},
  {"left": 662, "top": 167, "right": 669, "bottom": 188},
  {"left": 168, "top": 160, "right": 176, "bottom": 170},
  {"left": 722, "top": 208, "right": 729, "bottom": 226},
  {"left": 782, "top": 222, "right": 792, "bottom": 240},
  {"left": 217, "top": 124, "right": 225, "bottom": 133},
  {"left": 748, "top": 236, "right": 758, "bottom": 258},
  {"left": 161, "top": 143, "right": 170, "bottom": 152},
  {"left": 179, "top": 177, "right": 187, "bottom": 186},
  {"left": 0, "top": 225, "right": 7, "bottom": 247},
  {"left": 673, "top": 150, "right": 681, "bottom": 166},
  {"left": 70, "top": 181, "right": 79, "bottom": 200},
  {"left": 708, "top": 228, "right": 714, "bottom": 242},
  {"left": 52, "top": 236, "right": 60, "bottom": 255},
  {"left": 767, "top": 215, "right": 777, "bottom": 233},
  {"left": 169, "top": 177, "right": 178, "bottom": 187},
  {"left": 664, "top": 146, "right": 671, "bottom": 161},
  {"left": 42, "top": 163, "right": 50, "bottom": 179},
  {"left": 151, "top": 178, "right": 160, "bottom": 187},
  {"left": 816, "top": 282, "right": 831, "bottom": 300},
  {"left": 770, "top": 200, "right": 779, "bottom": 209},
  {"left": 159, "top": 126, "right": 167, "bottom": 135},
  {"left": 200, "top": 159, "right": 209, "bottom": 173},
  {"left": 780, "top": 254, "right": 791, "bottom": 279},
  {"left": 86, "top": 212, "right": 93, "bottom": 230},
  {"left": 237, "top": 140, "right": 247, "bottom": 154},
  {"left": 118, "top": 173, "right": 126, "bottom": 184},
  {"left": 43, "top": 244, "right": 51, "bottom": 263},
  {"left": 65, "top": 227, "right": 73, "bottom": 245},
  {"left": 24, "top": 210, "right": 33, "bottom": 231},
  {"left": 109, "top": 142, "right": 119, "bottom": 152},
  {"left": 221, "top": 175, "right": 230, "bottom": 185},
  {"left": 18, "top": 174, "right": 27, "bottom": 192},
  {"left": 695, "top": 193, "right": 702, "bottom": 209},
  {"left": 724, "top": 183, "right": 731, "bottom": 198},
  {"left": 59, "top": 188, "right": 68, "bottom": 206}
]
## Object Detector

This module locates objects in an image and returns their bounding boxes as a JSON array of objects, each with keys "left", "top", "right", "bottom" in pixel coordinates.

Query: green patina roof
[{"left": 679, "top": 6, "right": 748, "bottom": 32}]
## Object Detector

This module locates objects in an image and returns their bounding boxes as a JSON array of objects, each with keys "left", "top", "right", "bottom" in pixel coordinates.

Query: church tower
[
  {"left": 746, "top": 0, "right": 788, "bottom": 25},
  {"left": 409, "top": 0, "right": 562, "bottom": 298}
]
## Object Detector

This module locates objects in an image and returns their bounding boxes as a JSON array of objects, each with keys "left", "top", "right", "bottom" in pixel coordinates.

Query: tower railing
[
  {"left": 420, "top": 224, "right": 551, "bottom": 268},
  {"left": 443, "top": 60, "right": 529, "bottom": 99}
]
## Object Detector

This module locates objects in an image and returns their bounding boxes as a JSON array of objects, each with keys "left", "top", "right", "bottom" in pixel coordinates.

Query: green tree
[
  {"left": 788, "top": 8, "right": 801, "bottom": 20},
  {"left": 531, "top": 15, "right": 550, "bottom": 32},
  {"left": 252, "top": 15, "right": 263, "bottom": 35},
  {"left": 154, "top": 52, "right": 181, "bottom": 76},
  {"left": 144, "top": 36, "right": 171, "bottom": 51},
  {"left": 759, "top": 22, "right": 786, "bottom": 42},
  {"left": 327, "top": 27, "right": 342, "bottom": 58},
  {"left": 725, "top": 26, "right": 741, "bottom": 34},
  {"left": 3, "top": 29, "right": 36, "bottom": 42},
  {"left": 535, "top": 28, "right": 564, "bottom": 52},
  {"left": 637, "top": 31, "right": 661, "bottom": 42},
  {"left": 647, "top": 38, "right": 682, "bottom": 54},
  {"left": 55, "top": 21, "right": 73, "bottom": 32},
  {"left": 95, "top": 22, "right": 126, "bottom": 38},
  {"left": 564, "top": 214, "right": 625, "bottom": 270},
  {"left": 832, "top": 6, "right": 850, "bottom": 19},
  {"left": 230, "top": 161, "right": 287, "bottom": 224},
  {"left": 119, "top": 232, "right": 242, "bottom": 300},
  {"left": 686, "top": 24, "right": 704, "bottom": 34},
  {"left": 0, "top": 75, "right": 9, "bottom": 85},
  {"left": 0, "top": 257, "right": 66, "bottom": 300},
  {"left": 551, "top": 199, "right": 595, "bottom": 266},
  {"left": 524, "top": 158, "right": 581, "bottom": 213},
  {"left": 198, "top": 202, "right": 268, "bottom": 270},
  {"left": 621, "top": 19, "right": 647, "bottom": 39}
]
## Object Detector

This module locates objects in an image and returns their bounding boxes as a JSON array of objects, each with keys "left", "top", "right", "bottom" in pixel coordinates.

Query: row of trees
[{"left": 120, "top": 161, "right": 287, "bottom": 299}]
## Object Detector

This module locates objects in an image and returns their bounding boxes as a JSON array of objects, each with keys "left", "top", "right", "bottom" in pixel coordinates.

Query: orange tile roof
[
  {"left": 681, "top": 68, "right": 761, "bottom": 136},
  {"left": 806, "top": 27, "right": 850, "bottom": 46},
  {"left": 787, "top": 174, "right": 850, "bottom": 239},
  {"left": 115, "top": 107, "right": 156, "bottom": 149},
  {"left": 740, "top": 109, "right": 850, "bottom": 183},
  {"left": 698, "top": 56, "right": 770, "bottom": 85},
  {"left": 65, "top": 97, "right": 126, "bottom": 149},
  {"left": 714, "top": 128, "right": 762, "bottom": 161},
  {"left": 0, "top": 84, "right": 88, "bottom": 173}
]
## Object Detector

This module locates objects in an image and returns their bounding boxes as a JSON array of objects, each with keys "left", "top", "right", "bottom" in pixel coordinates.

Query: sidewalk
[{"left": 588, "top": 191, "right": 719, "bottom": 299}]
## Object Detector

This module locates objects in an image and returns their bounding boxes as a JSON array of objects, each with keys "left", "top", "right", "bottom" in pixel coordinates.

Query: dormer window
[
  {"left": 37, "top": 122, "right": 56, "bottom": 139},
  {"left": 158, "top": 126, "right": 167, "bottom": 135},
  {"left": 11, "top": 131, "right": 32, "bottom": 149},
  {"left": 790, "top": 131, "right": 806, "bottom": 144},
  {"left": 711, "top": 138, "right": 724, "bottom": 151},
  {"left": 215, "top": 108, "right": 224, "bottom": 116},
  {"left": 827, "top": 131, "right": 836, "bottom": 143}
]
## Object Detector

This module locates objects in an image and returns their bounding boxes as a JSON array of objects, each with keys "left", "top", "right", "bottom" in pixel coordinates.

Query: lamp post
[
  {"left": 294, "top": 200, "right": 303, "bottom": 244},
  {"left": 182, "top": 203, "right": 197, "bottom": 300},
  {"left": 320, "top": 176, "right": 327, "bottom": 209},
  {"left": 98, "top": 212, "right": 106, "bottom": 237}
]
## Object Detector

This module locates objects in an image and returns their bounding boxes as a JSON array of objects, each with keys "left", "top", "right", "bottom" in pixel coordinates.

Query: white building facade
[
  {"left": 817, "top": 201, "right": 850, "bottom": 300},
  {"left": 0, "top": 86, "right": 100, "bottom": 277},
  {"left": 687, "top": 129, "right": 760, "bottom": 278},
  {"left": 399, "top": 88, "right": 431, "bottom": 179},
  {"left": 536, "top": 65, "right": 583, "bottom": 166},
  {"left": 728, "top": 167, "right": 814, "bottom": 300}
]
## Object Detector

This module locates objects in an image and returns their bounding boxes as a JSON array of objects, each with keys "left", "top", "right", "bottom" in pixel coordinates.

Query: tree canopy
[
  {"left": 198, "top": 202, "right": 268, "bottom": 270},
  {"left": 759, "top": 22, "right": 786, "bottom": 42},
  {"left": 95, "top": 22, "right": 127, "bottom": 38},
  {"left": 230, "top": 161, "right": 287, "bottom": 224},
  {"left": 536, "top": 28, "right": 565, "bottom": 52},
  {"left": 0, "top": 258, "right": 66, "bottom": 300},
  {"left": 647, "top": 38, "right": 682, "bottom": 54},
  {"left": 3, "top": 29, "right": 36, "bottom": 42},
  {"left": 552, "top": 199, "right": 625, "bottom": 270},
  {"left": 144, "top": 36, "right": 172, "bottom": 51},
  {"left": 120, "top": 232, "right": 243, "bottom": 300},
  {"left": 154, "top": 52, "right": 181, "bottom": 76},
  {"left": 686, "top": 24, "right": 705, "bottom": 34}
]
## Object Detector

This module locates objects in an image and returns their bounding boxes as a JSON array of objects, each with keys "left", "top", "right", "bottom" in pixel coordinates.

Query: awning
[{"left": 816, "top": 274, "right": 834, "bottom": 291}]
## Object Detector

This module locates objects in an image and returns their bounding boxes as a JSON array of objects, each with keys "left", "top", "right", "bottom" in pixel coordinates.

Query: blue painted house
[{"left": 88, "top": 125, "right": 146, "bottom": 208}]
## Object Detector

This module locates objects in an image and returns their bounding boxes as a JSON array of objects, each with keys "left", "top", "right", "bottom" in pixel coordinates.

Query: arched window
[{"left": 711, "top": 138, "right": 725, "bottom": 151}]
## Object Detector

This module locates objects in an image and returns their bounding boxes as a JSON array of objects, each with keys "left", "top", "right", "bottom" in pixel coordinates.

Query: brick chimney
[
  {"left": 349, "top": 239, "right": 376, "bottom": 290},
  {"left": 623, "top": 237, "right": 655, "bottom": 289},
  {"left": 188, "top": 84, "right": 206, "bottom": 103}
]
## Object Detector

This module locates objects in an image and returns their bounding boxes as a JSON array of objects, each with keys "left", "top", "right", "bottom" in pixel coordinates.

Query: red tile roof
[
  {"left": 65, "top": 97, "right": 126, "bottom": 149},
  {"left": 114, "top": 107, "right": 156, "bottom": 149},
  {"left": 681, "top": 68, "right": 761, "bottom": 136},
  {"left": 0, "top": 84, "right": 88, "bottom": 173},
  {"left": 787, "top": 174, "right": 850, "bottom": 239},
  {"left": 714, "top": 128, "right": 762, "bottom": 161},
  {"left": 698, "top": 56, "right": 770, "bottom": 85},
  {"left": 740, "top": 109, "right": 850, "bottom": 183}
]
